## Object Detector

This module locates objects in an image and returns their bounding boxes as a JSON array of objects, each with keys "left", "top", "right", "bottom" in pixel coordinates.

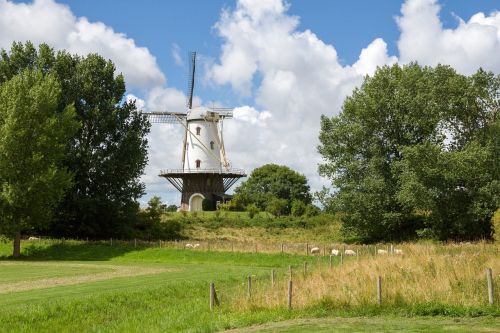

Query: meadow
[{"left": 0, "top": 238, "right": 499, "bottom": 332}]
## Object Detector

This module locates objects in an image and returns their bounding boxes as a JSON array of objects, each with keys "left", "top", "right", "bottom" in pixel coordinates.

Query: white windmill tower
[{"left": 144, "top": 52, "right": 246, "bottom": 211}]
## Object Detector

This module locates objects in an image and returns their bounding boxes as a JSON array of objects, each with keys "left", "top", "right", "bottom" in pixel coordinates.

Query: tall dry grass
[{"left": 233, "top": 242, "right": 500, "bottom": 310}]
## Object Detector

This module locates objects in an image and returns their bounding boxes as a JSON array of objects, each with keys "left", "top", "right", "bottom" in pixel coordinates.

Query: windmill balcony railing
[{"left": 160, "top": 168, "right": 246, "bottom": 176}]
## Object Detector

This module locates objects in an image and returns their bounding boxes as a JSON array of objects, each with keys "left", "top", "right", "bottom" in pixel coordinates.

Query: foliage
[
  {"left": 235, "top": 164, "right": 312, "bottom": 214},
  {"left": 0, "top": 70, "right": 79, "bottom": 256},
  {"left": 165, "top": 204, "right": 178, "bottom": 212},
  {"left": 319, "top": 63, "right": 499, "bottom": 242},
  {"left": 265, "top": 197, "right": 288, "bottom": 217},
  {"left": 201, "top": 198, "right": 215, "bottom": 211},
  {"left": 493, "top": 210, "right": 500, "bottom": 243},
  {"left": 0, "top": 42, "right": 150, "bottom": 239},
  {"left": 291, "top": 200, "right": 307, "bottom": 217},
  {"left": 246, "top": 204, "right": 260, "bottom": 219},
  {"left": 136, "top": 196, "right": 182, "bottom": 240}
]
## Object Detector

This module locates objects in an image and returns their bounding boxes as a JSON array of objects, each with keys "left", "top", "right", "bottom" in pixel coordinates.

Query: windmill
[{"left": 143, "top": 52, "right": 246, "bottom": 211}]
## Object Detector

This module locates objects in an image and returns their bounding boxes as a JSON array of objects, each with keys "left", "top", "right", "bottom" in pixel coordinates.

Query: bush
[
  {"left": 166, "top": 204, "right": 178, "bottom": 212},
  {"left": 291, "top": 200, "right": 307, "bottom": 217},
  {"left": 266, "top": 197, "right": 288, "bottom": 217},
  {"left": 247, "top": 204, "right": 260, "bottom": 219},
  {"left": 202, "top": 198, "right": 215, "bottom": 211},
  {"left": 305, "top": 204, "right": 320, "bottom": 217}
]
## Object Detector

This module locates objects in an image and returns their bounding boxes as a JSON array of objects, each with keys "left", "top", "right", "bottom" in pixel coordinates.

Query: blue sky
[
  {"left": 2, "top": 0, "right": 500, "bottom": 206},
  {"left": 53, "top": 0, "right": 500, "bottom": 107}
]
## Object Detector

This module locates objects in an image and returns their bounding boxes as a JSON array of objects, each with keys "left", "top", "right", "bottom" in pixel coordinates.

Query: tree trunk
[{"left": 13, "top": 232, "right": 21, "bottom": 258}]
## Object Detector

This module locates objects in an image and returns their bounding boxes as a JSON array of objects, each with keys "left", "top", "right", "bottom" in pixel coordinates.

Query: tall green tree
[
  {"left": 234, "top": 164, "right": 312, "bottom": 213},
  {"left": 0, "top": 42, "right": 150, "bottom": 238},
  {"left": 0, "top": 70, "right": 78, "bottom": 257},
  {"left": 318, "top": 63, "right": 499, "bottom": 242}
]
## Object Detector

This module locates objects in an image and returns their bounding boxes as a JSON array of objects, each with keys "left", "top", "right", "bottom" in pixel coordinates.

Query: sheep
[
  {"left": 310, "top": 247, "right": 320, "bottom": 255},
  {"left": 193, "top": 243, "right": 200, "bottom": 248},
  {"left": 28, "top": 236, "right": 40, "bottom": 241},
  {"left": 394, "top": 248, "right": 403, "bottom": 255},
  {"left": 331, "top": 249, "right": 340, "bottom": 256},
  {"left": 344, "top": 249, "right": 357, "bottom": 256},
  {"left": 185, "top": 243, "right": 194, "bottom": 248},
  {"left": 377, "top": 249, "right": 388, "bottom": 255}
]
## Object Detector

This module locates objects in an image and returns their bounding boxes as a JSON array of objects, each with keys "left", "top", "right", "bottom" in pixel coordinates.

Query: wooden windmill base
[{"left": 160, "top": 170, "right": 245, "bottom": 211}]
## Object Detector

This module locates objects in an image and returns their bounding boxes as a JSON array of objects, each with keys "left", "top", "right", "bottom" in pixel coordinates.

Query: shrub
[
  {"left": 266, "top": 197, "right": 288, "bottom": 217},
  {"left": 291, "top": 200, "right": 307, "bottom": 217},
  {"left": 202, "top": 198, "right": 215, "bottom": 211},
  {"left": 247, "top": 204, "right": 260, "bottom": 219}
]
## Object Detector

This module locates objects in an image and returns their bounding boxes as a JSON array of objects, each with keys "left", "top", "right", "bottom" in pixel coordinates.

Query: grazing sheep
[
  {"left": 394, "top": 249, "right": 403, "bottom": 255},
  {"left": 185, "top": 243, "right": 194, "bottom": 248},
  {"left": 28, "top": 236, "right": 40, "bottom": 241},
  {"left": 344, "top": 249, "right": 357, "bottom": 256},
  {"left": 310, "top": 247, "right": 320, "bottom": 255},
  {"left": 331, "top": 249, "right": 340, "bottom": 256},
  {"left": 377, "top": 249, "right": 388, "bottom": 255},
  {"left": 193, "top": 243, "right": 200, "bottom": 248}
]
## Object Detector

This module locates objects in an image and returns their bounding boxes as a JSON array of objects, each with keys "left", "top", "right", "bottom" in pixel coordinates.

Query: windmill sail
[{"left": 186, "top": 52, "right": 196, "bottom": 109}]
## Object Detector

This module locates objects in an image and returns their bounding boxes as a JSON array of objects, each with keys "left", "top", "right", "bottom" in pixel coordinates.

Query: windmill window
[
  {"left": 210, "top": 141, "right": 214, "bottom": 150},
  {"left": 196, "top": 127, "right": 201, "bottom": 135},
  {"left": 195, "top": 160, "right": 201, "bottom": 168}
]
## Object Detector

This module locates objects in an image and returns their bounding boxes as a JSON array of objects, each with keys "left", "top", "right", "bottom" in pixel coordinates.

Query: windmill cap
[{"left": 187, "top": 106, "right": 220, "bottom": 121}]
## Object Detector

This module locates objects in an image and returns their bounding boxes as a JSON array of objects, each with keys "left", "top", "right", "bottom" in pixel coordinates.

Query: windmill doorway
[{"left": 189, "top": 193, "right": 205, "bottom": 212}]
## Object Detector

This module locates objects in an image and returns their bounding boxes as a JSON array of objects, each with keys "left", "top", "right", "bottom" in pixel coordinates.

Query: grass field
[{"left": 0, "top": 239, "right": 499, "bottom": 332}]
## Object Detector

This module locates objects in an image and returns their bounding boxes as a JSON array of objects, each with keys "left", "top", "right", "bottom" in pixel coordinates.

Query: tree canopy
[
  {"left": 318, "top": 63, "right": 499, "bottom": 242},
  {"left": 234, "top": 164, "right": 312, "bottom": 214},
  {"left": 0, "top": 42, "right": 151, "bottom": 239},
  {"left": 0, "top": 69, "right": 79, "bottom": 256}
]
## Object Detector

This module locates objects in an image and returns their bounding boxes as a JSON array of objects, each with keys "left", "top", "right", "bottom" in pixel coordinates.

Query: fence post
[
  {"left": 390, "top": 244, "right": 394, "bottom": 254},
  {"left": 231, "top": 243, "right": 234, "bottom": 252},
  {"left": 110, "top": 238, "right": 113, "bottom": 246},
  {"left": 340, "top": 252, "right": 343, "bottom": 266},
  {"left": 159, "top": 240, "right": 162, "bottom": 248},
  {"left": 306, "top": 243, "right": 309, "bottom": 256},
  {"left": 329, "top": 255, "right": 332, "bottom": 269},
  {"left": 288, "top": 265, "right": 292, "bottom": 280},
  {"left": 255, "top": 243, "right": 258, "bottom": 253},
  {"left": 281, "top": 243, "right": 284, "bottom": 254},
  {"left": 208, "top": 241, "right": 210, "bottom": 252},
  {"left": 377, "top": 276, "right": 382, "bottom": 305},
  {"left": 271, "top": 269, "right": 275, "bottom": 287},
  {"left": 304, "top": 261, "right": 308, "bottom": 276},
  {"left": 247, "top": 275, "right": 252, "bottom": 299},
  {"left": 210, "top": 282, "right": 219, "bottom": 310},
  {"left": 486, "top": 268, "right": 494, "bottom": 305},
  {"left": 288, "top": 279, "right": 293, "bottom": 309},
  {"left": 134, "top": 238, "right": 137, "bottom": 248}
]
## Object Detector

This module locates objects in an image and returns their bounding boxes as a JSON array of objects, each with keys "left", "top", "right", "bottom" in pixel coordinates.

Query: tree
[
  {"left": 0, "top": 70, "right": 79, "bottom": 257},
  {"left": 318, "top": 63, "right": 499, "bottom": 241},
  {"left": 0, "top": 42, "right": 150, "bottom": 238},
  {"left": 235, "top": 164, "right": 312, "bottom": 214},
  {"left": 291, "top": 200, "right": 306, "bottom": 217},
  {"left": 266, "top": 197, "right": 288, "bottom": 217}
]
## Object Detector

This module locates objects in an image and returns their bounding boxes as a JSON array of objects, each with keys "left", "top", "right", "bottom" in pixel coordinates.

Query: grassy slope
[{"left": 0, "top": 240, "right": 499, "bottom": 333}]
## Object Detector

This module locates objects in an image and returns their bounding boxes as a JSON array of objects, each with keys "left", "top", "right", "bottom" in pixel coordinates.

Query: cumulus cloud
[
  {"left": 0, "top": 0, "right": 165, "bottom": 89},
  {"left": 207, "top": 0, "right": 396, "bottom": 192},
  {"left": 397, "top": 0, "right": 500, "bottom": 74},
  {"left": 171, "top": 43, "right": 184, "bottom": 66}
]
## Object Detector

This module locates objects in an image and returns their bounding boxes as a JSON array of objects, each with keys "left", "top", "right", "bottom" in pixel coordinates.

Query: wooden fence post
[
  {"left": 231, "top": 243, "right": 234, "bottom": 252},
  {"left": 255, "top": 243, "right": 258, "bottom": 253},
  {"left": 247, "top": 275, "right": 252, "bottom": 299},
  {"left": 281, "top": 243, "right": 284, "bottom": 254},
  {"left": 377, "top": 276, "right": 382, "bottom": 305},
  {"left": 340, "top": 252, "right": 343, "bottom": 266},
  {"left": 288, "top": 265, "right": 292, "bottom": 280},
  {"left": 210, "top": 282, "right": 219, "bottom": 310},
  {"left": 304, "top": 261, "right": 308, "bottom": 276},
  {"left": 287, "top": 279, "right": 293, "bottom": 309},
  {"left": 271, "top": 269, "right": 275, "bottom": 287},
  {"left": 486, "top": 268, "right": 494, "bottom": 305},
  {"left": 134, "top": 238, "right": 137, "bottom": 248},
  {"left": 110, "top": 238, "right": 113, "bottom": 246},
  {"left": 305, "top": 243, "right": 309, "bottom": 256},
  {"left": 329, "top": 255, "right": 332, "bottom": 269}
]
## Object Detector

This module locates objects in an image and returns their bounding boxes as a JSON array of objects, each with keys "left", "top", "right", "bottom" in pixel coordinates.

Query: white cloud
[
  {"left": 0, "top": 0, "right": 165, "bottom": 89},
  {"left": 207, "top": 0, "right": 396, "bottom": 193},
  {"left": 397, "top": 0, "right": 500, "bottom": 74},
  {"left": 171, "top": 43, "right": 183, "bottom": 66}
]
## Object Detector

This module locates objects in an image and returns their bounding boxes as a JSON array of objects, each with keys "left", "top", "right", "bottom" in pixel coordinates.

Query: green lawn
[{"left": 0, "top": 240, "right": 498, "bottom": 332}]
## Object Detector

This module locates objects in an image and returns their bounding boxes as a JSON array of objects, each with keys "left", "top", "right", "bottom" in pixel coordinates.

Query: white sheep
[
  {"left": 28, "top": 236, "right": 40, "bottom": 241},
  {"left": 185, "top": 243, "right": 194, "bottom": 248},
  {"left": 394, "top": 249, "right": 403, "bottom": 255},
  {"left": 331, "top": 249, "right": 340, "bottom": 256},
  {"left": 193, "top": 243, "right": 200, "bottom": 248},
  {"left": 344, "top": 249, "right": 357, "bottom": 256},
  {"left": 310, "top": 247, "right": 320, "bottom": 255},
  {"left": 377, "top": 249, "right": 388, "bottom": 255}
]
